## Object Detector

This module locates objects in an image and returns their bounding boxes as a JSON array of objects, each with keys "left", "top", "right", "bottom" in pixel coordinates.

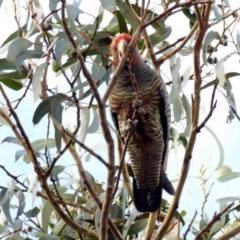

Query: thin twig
[
  {"left": 0, "top": 165, "right": 94, "bottom": 215},
  {"left": 194, "top": 202, "right": 234, "bottom": 240},
  {"left": 183, "top": 211, "right": 198, "bottom": 240},
  {"left": 60, "top": 2, "right": 117, "bottom": 239},
  {"left": 51, "top": 118, "right": 111, "bottom": 169},
  {"left": 197, "top": 100, "right": 217, "bottom": 132},
  {"left": 142, "top": 1, "right": 214, "bottom": 29},
  {"left": 230, "top": 106, "right": 240, "bottom": 122},
  {"left": 154, "top": 3, "right": 213, "bottom": 239}
]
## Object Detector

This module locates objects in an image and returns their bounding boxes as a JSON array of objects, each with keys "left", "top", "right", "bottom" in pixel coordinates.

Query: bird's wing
[{"left": 159, "top": 80, "right": 175, "bottom": 195}]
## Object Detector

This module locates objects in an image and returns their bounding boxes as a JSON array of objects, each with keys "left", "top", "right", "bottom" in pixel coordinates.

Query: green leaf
[
  {"left": 39, "top": 234, "right": 60, "bottom": 240},
  {"left": 205, "top": 125, "right": 224, "bottom": 170},
  {"left": 51, "top": 96, "right": 64, "bottom": 151},
  {"left": 225, "top": 72, "right": 240, "bottom": 79},
  {"left": 127, "top": 219, "right": 148, "bottom": 235},
  {"left": 42, "top": 201, "right": 54, "bottom": 232},
  {"left": 215, "top": 58, "right": 226, "bottom": 87},
  {"left": 15, "top": 150, "right": 26, "bottom": 162},
  {"left": 212, "top": 3, "right": 222, "bottom": 23},
  {"left": 32, "top": 139, "right": 56, "bottom": 152},
  {"left": 15, "top": 50, "right": 44, "bottom": 74},
  {"left": 0, "top": 79, "right": 23, "bottom": 90},
  {"left": 123, "top": 208, "right": 139, "bottom": 237},
  {"left": 49, "top": 0, "right": 61, "bottom": 22},
  {"left": 56, "top": 58, "right": 78, "bottom": 76},
  {"left": 100, "top": 0, "right": 117, "bottom": 11},
  {"left": 6, "top": 39, "right": 33, "bottom": 63},
  {"left": 16, "top": 191, "right": 26, "bottom": 218},
  {"left": 0, "top": 58, "right": 18, "bottom": 71},
  {"left": 2, "top": 198, "right": 15, "bottom": 227},
  {"left": 116, "top": 10, "right": 128, "bottom": 33},
  {"left": 217, "top": 196, "right": 240, "bottom": 204},
  {"left": 52, "top": 218, "right": 67, "bottom": 236},
  {"left": 199, "top": 218, "right": 207, "bottom": 230},
  {"left": 209, "top": 214, "right": 226, "bottom": 237},
  {"left": 181, "top": 94, "right": 191, "bottom": 137},
  {"left": 0, "top": 178, "right": 15, "bottom": 206},
  {"left": 218, "top": 172, "right": 240, "bottom": 183},
  {"left": 149, "top": 27, "right": 172, "bottom": 45},
  {"left": 55, "top": 39, "right": 72, "bottom": 68},
  {"left": 32, "top": 94, "right": 67, "bottom": 125},
  {"left": 23, "top": 139, "right": 56, "bottom": 163},
  {"left": 1, "top": 136, "right": 19, "bottom": 144},
  {"left": 32, "top": 62, "right": 48, "bottom": 102},
  {"left": 66, "top": 5, "right": 83, "bottom": 45},
  {"left": 25, "top": 206, "right": 40, "bottom": 217},
  {"left": 202, "top": 31, "right": 221, "bottom": 65},
  {"left": 82, "top": 45, "right": 109, "bottom": 57},
  {"left": 182, "top": 7, "right": 197, "bottom": 24},
  {"left": 0, "top": 24, "right": 27, "bottom": 48},
  {"left": 115, "top": 0, "right": 139, "bottom": 32},
  {"left": 87, "top": 109, "right": 99, "bottom": 134},
  {"left": 196, "top": 79, "right": 218, "bottom": 92},
  {"left": 0, "top": 70, "right": 28, "bottom": 80},
  {"left": 78, "top": 107, "right": 90, "bottom": 151},
  {"left": 92, "top": 64, "right": 106, "bottom": 81}
]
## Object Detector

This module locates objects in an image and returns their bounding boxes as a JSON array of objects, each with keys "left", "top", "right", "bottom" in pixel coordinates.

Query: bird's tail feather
[{"left": 133, "top": 170, "right": 174, "bottom": 213}]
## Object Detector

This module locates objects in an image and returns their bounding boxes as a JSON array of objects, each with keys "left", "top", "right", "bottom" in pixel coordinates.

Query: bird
[{"left": 109, "top": 33, "right": 175, "bottom": 213}]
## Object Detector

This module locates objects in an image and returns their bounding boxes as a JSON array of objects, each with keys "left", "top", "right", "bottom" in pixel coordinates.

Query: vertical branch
[
  {"left": 154, "top": 3, "right": 213, "bottom": 239},
  {"left": 60, "top": 2, "right": 118, "bottom": 239},
  {"left": 0, "top": 84, "right": 99, "bottom": 240}
]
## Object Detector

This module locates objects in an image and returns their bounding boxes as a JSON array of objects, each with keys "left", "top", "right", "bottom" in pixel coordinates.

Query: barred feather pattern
[{"left": 110, "top": 63, "right": 171, "bottom": 193}]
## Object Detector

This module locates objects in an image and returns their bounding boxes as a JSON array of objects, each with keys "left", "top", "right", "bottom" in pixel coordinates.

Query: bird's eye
[{"left": 113, "top": 46, "right": 117, "bottom": 52}]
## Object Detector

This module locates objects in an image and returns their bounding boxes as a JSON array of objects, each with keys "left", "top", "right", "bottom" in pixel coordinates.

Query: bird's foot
[
  {"left": 132, "top": 99, "right": 146, "bottom": 114},
  {"left": 125, "top": 119, "right": 138, "bottom": 130}
]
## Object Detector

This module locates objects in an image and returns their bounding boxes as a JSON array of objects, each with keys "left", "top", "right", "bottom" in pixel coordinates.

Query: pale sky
[{"left": 0, "top": 0, "right": 240, "bottom": 237}]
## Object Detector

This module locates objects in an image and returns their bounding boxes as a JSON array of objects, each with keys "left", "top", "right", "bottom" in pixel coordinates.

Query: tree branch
[
  {"left": 215, "top": 222, "right": 240, "bottom": 240},
  {"left": 154, "top": 3, "right": 213, "bottom": 239},
  {"left": 60, "top": 1, "right": 117, "bottom": 239},
  {"left": 194, "top": 202, "right": 234, "bottom": 240}
]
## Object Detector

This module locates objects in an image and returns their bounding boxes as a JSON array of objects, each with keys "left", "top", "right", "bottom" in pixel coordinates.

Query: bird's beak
[{"left": 118, "top": 39, "right": 128, "bottom": 61}]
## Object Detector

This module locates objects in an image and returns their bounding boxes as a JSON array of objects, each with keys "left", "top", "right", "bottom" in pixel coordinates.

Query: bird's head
[{"left": 110, "top": 33, "right": 142, "bottom": 67}]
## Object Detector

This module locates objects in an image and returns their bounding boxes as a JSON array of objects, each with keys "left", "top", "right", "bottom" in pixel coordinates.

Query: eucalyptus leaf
[
  {"left": 55, "top": 39, "right": 72, "bottom": 67},
  {"left": 32, "top": 94, "right": 67, "bottom": 124},
  {"left": 215, "top": 58, "right": 226, "bottom": 87},
  {"left": 100, "top": 0, "right": 116, "bottom": 11},
  {"left": 115, "top": 0, "right": 139, "bottom": 32},
  {"left": 39, "top": 234, "right": 60, "bottom": 240},
  {"left": 127, "top": 219, "right": 148, "bottom": 235},
  {"left": 181, "top": 94, "right": 191, "bottom": 137},
  {"left": 123, "top": 207, "right": 139, "bottom": 237},
  {"left": 15, "top": 149, "right": 26, "bottom": 162},
  {"left": 202, "top": 31, "right": 221, "bottom": 65},
  {"left": 2, "top": 197, "right": 15, "bottom": 227},
  {"left": 32, "top": 62, "right": 47, "bottom": 102},
  {"left": 213, "top": 3, "right": 222, "bottom": 23},
  {"left": 51, "top": 96, "right": 64, "bottom": 151},
  {"left": 16, "top": 191, "right": 26, "bottom": 219},
  {"left": 87, "top": 108, "right": 100, "bottom": 134},
  {"left": 7, "top": 39, "right": 33, "bottom": 63},
  {"left": 205, "top": 125, "right": 224, "bottom": 170},
  {"left": 78, "top": 107, "right": 90, "bottom": 152}
]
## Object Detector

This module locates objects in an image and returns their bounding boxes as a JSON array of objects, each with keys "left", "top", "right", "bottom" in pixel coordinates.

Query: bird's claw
[
  {"left": 125, "top": 119, "right": 138, "bottom": 130},
  {"left": 132, "top": 99, "right": 146, "bottom": 114},
  {"left": 132, "top": 99, "right": 142, "bottom": 110}
]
